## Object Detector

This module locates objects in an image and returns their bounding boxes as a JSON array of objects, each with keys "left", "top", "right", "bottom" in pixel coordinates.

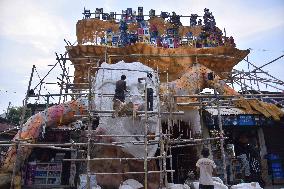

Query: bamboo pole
[
  {"left": 173, "top": 93, "right": 284, "bottom": 98},
  {"left": 156, "top": 67, "right": 164, "bottom": 187},
  {"left": 107, "top": 53, "right": 235, "bottom": 59},
  {"left": 88, "top": 170, "right": 175, "bottom": 175},
  {"left": 86, "top": 64, "right": 92, "bottom": 189},
  {"left": 91, "top": 66, "right": 154, "bottom": 73},
  {"left": 26, "top": 91, "right": 284, "bottom": 98},
  {"left": 63, "top": 155, "right": 172, "bottom": 161},
  {"left": 10, "top": 65, "right": 35, "bottom": 189},
  {"left": 170, "top": 137, "right": 228, "bottom": 144},
  {"left": 144, "top": 80, "right": 148, "bottom": 189},
  {"left": 90, "top": 110, "right": 184, "bottom": 115},
  {"left": 215, "top": 87, "right": 227, "bottom": 184},
  {"left": 0, "top": 137, "right": 225, "bottom": 147}
]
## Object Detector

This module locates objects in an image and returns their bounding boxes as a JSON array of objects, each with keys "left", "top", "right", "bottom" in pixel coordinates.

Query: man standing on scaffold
[{"left": 138, "top": 72, "right": 154, "bottom": 111}]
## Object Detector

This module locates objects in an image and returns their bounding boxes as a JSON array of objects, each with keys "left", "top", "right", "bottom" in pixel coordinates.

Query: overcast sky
[{"left": 0, "top": 0, "right": 284, "bottom": 113}]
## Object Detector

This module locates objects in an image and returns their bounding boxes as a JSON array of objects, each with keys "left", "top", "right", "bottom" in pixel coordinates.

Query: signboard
[
  {"left": 204, "top": 114, "right": 273, "bottom": 128},
  {"left": 238, "top": 115, "right": 255, "bottom": 126}
]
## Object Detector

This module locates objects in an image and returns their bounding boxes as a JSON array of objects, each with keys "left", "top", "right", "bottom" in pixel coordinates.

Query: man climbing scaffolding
[
  {"left": 114, "top": 75, "right": 127, "bottom": 102},
  {"left": 113, "top": 75, "right": 128, "bottom": 118}
]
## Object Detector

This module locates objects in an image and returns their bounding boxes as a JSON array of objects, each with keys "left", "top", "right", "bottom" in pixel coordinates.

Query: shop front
[
  {"left": 162, "top": 120, "right": 199, "bottom": 184},
  {"left": 202, "top": 107, "right": 278, "bottom": 187},
  {"left": 22, "top": 129, "right": 72, "bottom": 188},
  {"left": 262, "top": 120, "right": 284, "bottom": 185}
]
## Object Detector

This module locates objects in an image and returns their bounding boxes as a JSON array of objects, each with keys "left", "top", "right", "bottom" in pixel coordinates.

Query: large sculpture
[{"left": 1, "top": 98, "right": 88, "bottom": 172}]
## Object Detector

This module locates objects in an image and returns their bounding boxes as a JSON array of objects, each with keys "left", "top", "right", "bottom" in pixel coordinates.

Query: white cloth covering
[
  {"left": 119, "top": 179, "right": 143, "bottom": 189},
  {"left": 231, "top": 182, "right": 263, "bottom": 189}
]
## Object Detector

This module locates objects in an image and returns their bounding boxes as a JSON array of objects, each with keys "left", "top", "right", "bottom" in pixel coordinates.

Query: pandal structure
[{"left": 0, "top": 7, "right": 284, "bottom": 189}]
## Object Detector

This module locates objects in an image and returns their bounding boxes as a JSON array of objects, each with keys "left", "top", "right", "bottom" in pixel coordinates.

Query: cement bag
[
  {"left": 77, "top": 174, "right": 100, "bottom": 189},
  {"left": 119, "top": 185, "right": 133, "bottom": 189},
  {"left": 231, "top": 182, "right": 262, "bottom": 189},
  {"left": 167, "top": 183, "right": 190, "bottom": 189},
  {"left": 212, "top": 177, "right": 224, "bottom": 184},
  {"left": 192, "top": 181, "right": 228, "bottom": 189},
  {"left": 119, "top": 179, "right": 143, "bottom": 189},
  {"left": 214, "top": 181, "right": 228, "bottom": 189}
]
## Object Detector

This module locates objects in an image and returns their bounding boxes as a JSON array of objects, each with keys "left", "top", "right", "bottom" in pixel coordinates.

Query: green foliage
[{"left": 6, "top": 106, "right": 32, "bottom": 125}]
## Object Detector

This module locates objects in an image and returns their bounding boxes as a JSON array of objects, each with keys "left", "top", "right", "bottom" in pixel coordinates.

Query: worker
[
  {"left": 196, "top": 148, "right": 216, "bottom": 189},
  {"left": 114, "top": 75, "right": 127, "bottom": 102},
  {"left": 236, "top": 134, "right": 264, "bottom": 186},
  {"left": 237, "top": 153, "right": 251, "bottom": 182},
  {"left": 138, "top": 72, "right": 154, "bottom": 111}
]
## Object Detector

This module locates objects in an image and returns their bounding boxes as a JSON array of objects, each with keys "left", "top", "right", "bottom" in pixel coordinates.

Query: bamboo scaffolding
[
  {"left": 176, "top": 96, "right": 284, "bottom": 107},
  {"left": 7, "top": 47, "right": 284, "bottom": 189},
  {"left": 0, "top": 136, "right": 223, "bottom": 146},
  {"left": 233, "top": 76, "right": 284, "bottom": 85},
  {"left": 243, "top": 58, "right": 284, "bottom": 86},
  {"left": 27, "top": 91, "right": 284, "bottom": 98},
  {"left": 233, "top": 72, "right": 284, "bottom": 91}
]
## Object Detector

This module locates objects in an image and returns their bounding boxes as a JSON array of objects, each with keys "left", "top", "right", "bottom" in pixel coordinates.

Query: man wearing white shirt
[
  {"left": 196, "top": 148, "right": 217, "bottom": 189},
  {"left": 138, "top": 73, "right": 154, "bottom": 111}
]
